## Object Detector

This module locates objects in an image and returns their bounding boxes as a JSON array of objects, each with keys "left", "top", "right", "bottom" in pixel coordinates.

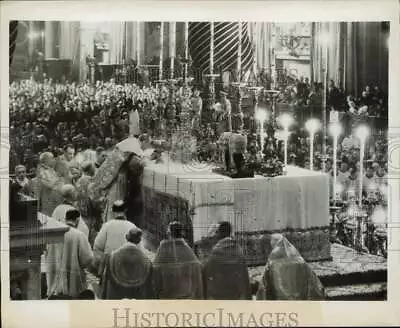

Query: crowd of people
[{"left": 9, "top": 74, "right": 388, "bottom": 299}]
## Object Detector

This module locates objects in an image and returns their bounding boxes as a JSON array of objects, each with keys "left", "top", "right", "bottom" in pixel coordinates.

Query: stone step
[{"left": 325, "top": 282, "right": 387, "bottom": 301}]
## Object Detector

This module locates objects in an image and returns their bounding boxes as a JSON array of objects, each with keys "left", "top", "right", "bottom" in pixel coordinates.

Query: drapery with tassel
[{"left": 312, "top": 22, "right": 389, "bottom": 96}]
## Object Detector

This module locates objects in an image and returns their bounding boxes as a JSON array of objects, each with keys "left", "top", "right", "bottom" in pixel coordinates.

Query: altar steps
[
  {"left": 324, "top": 282, "right": 387, "bottom": 301},
  {"left": 249, "top": 243, "right": 387, "bottom": 301}
]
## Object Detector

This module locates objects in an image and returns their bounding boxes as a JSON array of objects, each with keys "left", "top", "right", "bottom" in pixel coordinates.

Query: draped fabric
[
  {"left": 152, "top": 238, "right": 203, "bottom": 299},
  {"left": 203, "top": 237, "right": 251, "bottom": 300},
  {"left": 79, "top": 22, "right": 96, "bottom": 81},
  {"left": 188, "top": 22, "right": 254, "bottom": 78},
  {"left": 9, "top": 21, "right": 18, "bottom": 66},
  {"left": 125, "top": 22, "right": 145, "bottom": 63},
  {"left": 60, "top": 22, "right": 80, "bottom": 71},
  {"left": 256, "top": 234, "right": 325, "bottom": 300},
  {"left": 248, "top": 22, "right": 272, "bottom": 73},
  {"left": 312, "top": 22, "right": 389, "bottom": 97},
  {"left": 108, "top": 22, "right": 126, "bottom": 64}
]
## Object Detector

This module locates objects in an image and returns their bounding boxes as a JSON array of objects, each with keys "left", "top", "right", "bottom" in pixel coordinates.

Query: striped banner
[{"left": 189, "top": 22, "right": 254, "bottom": 77}]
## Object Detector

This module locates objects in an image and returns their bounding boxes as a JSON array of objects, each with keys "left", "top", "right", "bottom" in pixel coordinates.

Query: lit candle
[
  {"left": 255, "top": 109, "right": 267, "bottom": 153},
  {"left": 279, "top": 113, "right": 293, "bottom": 167},
  {"left": 356, "top": 125, "right": 370, "bottom": 206},
  {"left": 210, "top": 22, "right": 214, "bottom": 75},
  {"left": 329, "top": 122, "right": 342, "bottom": 202},
  {"left": 305, "top": 118, "right": 321, "bottom": 171},
  {"left": 159, "top": 22, "right": 164, "bottom": 81}
]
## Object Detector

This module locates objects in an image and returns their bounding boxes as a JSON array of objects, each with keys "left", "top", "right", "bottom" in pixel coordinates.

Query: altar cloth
[{"left": 142, "top": 157, "right": 329, "bottom": 243}]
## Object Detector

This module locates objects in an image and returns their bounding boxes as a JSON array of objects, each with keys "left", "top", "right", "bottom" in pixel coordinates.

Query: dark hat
[
  {"left": 65, "top": 209, "right": 80, "bottom": 222},
  {"left": 126, "top": 227, "right": 143, "bottom": 243},
  {"left": 112, "top": 200, "right": 125, "bottom": 213}
]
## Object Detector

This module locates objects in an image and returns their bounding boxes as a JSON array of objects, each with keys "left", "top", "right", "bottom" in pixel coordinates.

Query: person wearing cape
[
  {"left": 256, "top": 233, "right": 325, "bottom": 300},
  {"left": 88, "top": 111, "right": 144, "bottom": 225},
  {"left": 152, "top": 221, "right": 203, "bottom": 299},
  {"left": 100, "top": 227, "right": 153, "bottom": 299},
  {"left": 202, "top": 222, "right": 251, "bottom": 300}
]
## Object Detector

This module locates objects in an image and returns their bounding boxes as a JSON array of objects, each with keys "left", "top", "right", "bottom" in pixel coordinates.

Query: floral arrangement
[{"left": 256, "top": 156, "right": 284, "bottom": 177}]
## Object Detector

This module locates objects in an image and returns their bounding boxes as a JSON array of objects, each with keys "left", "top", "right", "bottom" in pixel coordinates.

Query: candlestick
[
  {"left": 159, "top": 22, "right": 164, "bottom": 81},
  {"left": 255, "top": 108, "right": 267, "bottom": 153},
  {"left": 278, "top": 113, "right": 293, "bottom": 167},
  {"left": 329, "top": 122, "right": 342, "bottom": 203},
  {"left": 306, "top": 118, "right": 321, "bottom": 171},
  {"left": 169, "top": 22, "right": 176, "bottom": 79},
  {"left": 355, "top": 125, "right": 370, "bottom": 206},
  {"left": 321, "top": 27, "right": 329, "bottom": 172},
  {"left": 210, "top": 22, "right": 214, "bottom": 75},
  {"left": 237, "top": 22, "right": 242, "bottom": 82}
]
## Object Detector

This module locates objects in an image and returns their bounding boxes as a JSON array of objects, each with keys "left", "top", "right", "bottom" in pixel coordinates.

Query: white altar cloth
[{"left": 142, "top": 156, "right": 329, "bottom": 242}]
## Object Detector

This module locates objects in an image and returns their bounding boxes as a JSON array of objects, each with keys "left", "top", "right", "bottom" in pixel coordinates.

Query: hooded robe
[
  {"left": 152, "top": 238, "right": 203, "bottom": 299},
  {"left": 101, "top": 242, "right": 153, "bottom": 299},
  {"left": 256, "top": 234, "right": 325, "bottom": 300},
  {"left": 203, "top": 237, "right": 251, "bottom": 300}
]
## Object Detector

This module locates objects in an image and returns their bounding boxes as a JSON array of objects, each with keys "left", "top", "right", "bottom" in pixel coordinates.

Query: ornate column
[
  {"left": 44, "top": 21, "right": 55, "bottom": 59},
  {"left": 169, "top": 22, "right": 176, "bottom": 79}
]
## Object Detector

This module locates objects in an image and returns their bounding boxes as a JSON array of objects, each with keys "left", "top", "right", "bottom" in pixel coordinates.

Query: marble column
[
  {"left": 45, "top": 21, "right": 55, "bottom": 59},
  {"left": 169, "top": 22, "right": 176, "bottom": 79}
]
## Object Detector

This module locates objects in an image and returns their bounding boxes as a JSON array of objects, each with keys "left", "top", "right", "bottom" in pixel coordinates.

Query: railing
[{"left": 330, "top": 203, "right": 387, "bottom": 258}]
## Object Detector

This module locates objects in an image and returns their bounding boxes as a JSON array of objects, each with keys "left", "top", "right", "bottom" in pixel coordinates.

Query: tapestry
[{"left": 142, "top": 186, "right": 193, "bottom": 247}]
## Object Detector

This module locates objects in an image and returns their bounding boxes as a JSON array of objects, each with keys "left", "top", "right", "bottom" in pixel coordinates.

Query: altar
[{"left": 141, "top": 155, "right": 331, "bottom": 265}]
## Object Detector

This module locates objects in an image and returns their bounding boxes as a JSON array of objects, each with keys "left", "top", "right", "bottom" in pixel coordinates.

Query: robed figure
[
  {"left": 152, "top": 222, "right": 203, "bottom": 299},
  {"left": 46, "top": 209, "right": 94, "bottom": 298},
  {"left": 101, "top": 228, "right": 153, "bottom": 299},
  {"left": 257, "top": 234, "right": 325, "bottom": 300},
  {"left": 36, "top": 152, "right": 64, "bottom": 217},
  {"left": 202, "top": 222, "right": 251, "bottom": 300},
  {"left": 88, "top": 136, "right": 144, "bottom": 224}
]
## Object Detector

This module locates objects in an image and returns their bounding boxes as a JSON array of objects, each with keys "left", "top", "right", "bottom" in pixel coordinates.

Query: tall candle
[
  {"left": 169, "top": 22, "right": 176, "bottom": 79},
  {"left": 159, "top": 22, "right": 164, "bottom": 81},
  {"left": 359, "top": 141, "right": 365, "bottom": 206},
  {"left": 284, "top": 129, "right": 289, "bottom": 166},
  {"left": 210, "top": 22, "right": 214, "bottom": 74},
  {"left": 237, "top": 22, "right": 242, "bottom": 82},
  {"left": 310, "top": 134, "right": 314, "bottom": 170}
]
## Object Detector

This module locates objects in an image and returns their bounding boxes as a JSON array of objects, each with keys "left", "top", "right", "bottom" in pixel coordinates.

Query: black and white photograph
[{"left": 7, "top": 18, "right": 390, "bottom": 304}]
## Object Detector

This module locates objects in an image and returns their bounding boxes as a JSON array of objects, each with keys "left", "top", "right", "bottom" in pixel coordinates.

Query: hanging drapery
[
  {"left": 312, "top": 22, "right": 389, "bottom": 96},
  {"left": 108, "top": 22, "right": 125, "bottom": 64},
  {"left": 189, "top": 22, "right": 254, "bottom": 77},
  {"left": 248, "top": 22, "right": 272, "bottom": 73},
  {"left": 9, "top": 21, "right": 19, "bottom": 66},
  {"left": 79, "top": 22, "right": 96, "bottom": 81}
]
